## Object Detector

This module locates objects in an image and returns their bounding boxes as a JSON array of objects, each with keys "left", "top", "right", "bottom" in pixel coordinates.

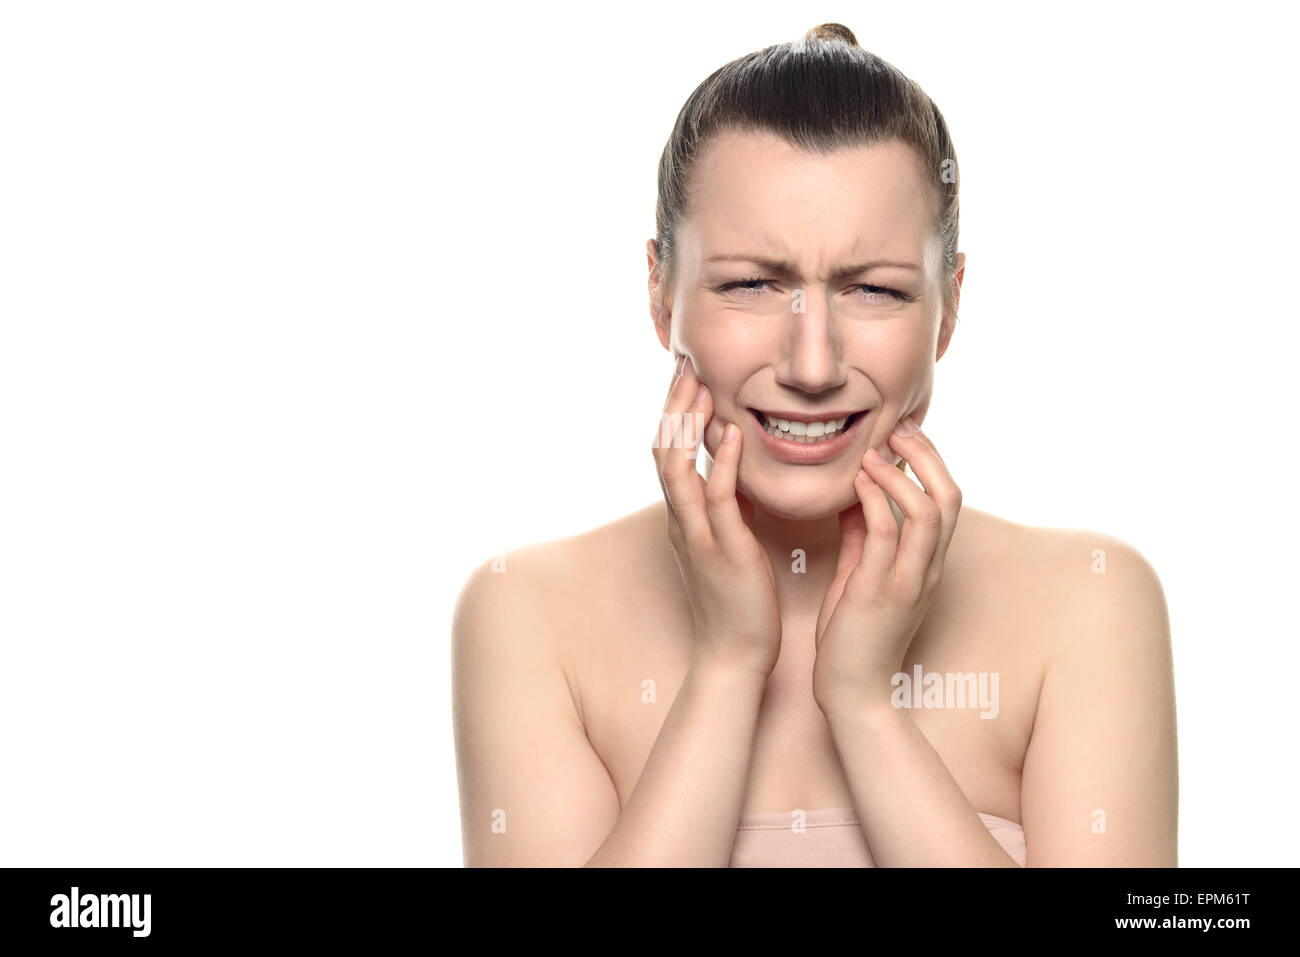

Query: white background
[{"left": 1, "top": 1, "right": 1296, "bottom": 867}]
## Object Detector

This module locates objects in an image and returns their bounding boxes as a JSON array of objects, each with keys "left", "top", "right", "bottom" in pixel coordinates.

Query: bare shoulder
[
  {"left": 958, "top": 507, "right": 1170, "bottom": 665},
  {"left": 1026, "top": 516, "right": 1161, "bottom": 619},
  {"left": 451, "top": 502, "right": 668, "bottom": 653},
  {"left": 991, "top": 518, "right": 1178, "bottom": 863},
  {"left": 958, "top": 505, "right": 1149, "bottom": 571},
  {"left": 450, "top": 511, "right": 664, "bottom": 865}
]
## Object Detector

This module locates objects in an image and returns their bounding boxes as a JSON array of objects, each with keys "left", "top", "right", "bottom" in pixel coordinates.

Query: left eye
[{"left": 719, "top": 279, "right": 907, "bottom": 302}]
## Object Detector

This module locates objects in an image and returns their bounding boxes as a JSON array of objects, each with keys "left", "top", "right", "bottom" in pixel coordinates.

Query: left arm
[
  {"left": 823, "top": 701, "right": 1022, "bottom": 866},
  {"left": 1017, "top": 538, "right": 1178, "bottom": 865},
  {"left": 813, "top": 421, "right": 1019, "bottom": 865},
  {"left": 822, "top": 542, "right": 1179, "bottom": 866},
  {"left": 814, "top": 421, "right": 1177, "bottom": 866}
]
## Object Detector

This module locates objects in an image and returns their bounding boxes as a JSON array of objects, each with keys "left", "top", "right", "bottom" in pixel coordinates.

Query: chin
[{"left": 737, "top": 474, "right": 859, "bottom": 522}]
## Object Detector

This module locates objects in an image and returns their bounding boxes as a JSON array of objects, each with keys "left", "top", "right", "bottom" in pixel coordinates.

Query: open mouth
[{"left": 747, "top": 408, "right": 868, "bottom": 444}]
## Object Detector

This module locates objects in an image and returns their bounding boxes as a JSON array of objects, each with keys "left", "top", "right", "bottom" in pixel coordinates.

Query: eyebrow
[{"left": 703, "top": 254, "right": 921, "bottom": 282}]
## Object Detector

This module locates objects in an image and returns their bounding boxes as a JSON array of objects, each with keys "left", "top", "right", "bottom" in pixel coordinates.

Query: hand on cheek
[
  {"left": 652, "top": 351, "right": 781, "bottom": 677},
  {"left": 813, "top": 418, "right": 963, "bottom": 717}
]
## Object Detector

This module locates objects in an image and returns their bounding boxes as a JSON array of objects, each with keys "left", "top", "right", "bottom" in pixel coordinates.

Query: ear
[
  {"left": 935, "top": 251, "right": 965, "bottom": 362},
  {"left": 647, "top": 238, "right": 672, "bottom": 351}
]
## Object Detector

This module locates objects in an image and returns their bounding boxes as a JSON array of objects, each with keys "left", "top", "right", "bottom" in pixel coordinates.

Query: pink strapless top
[{"left": 730, "top": 807, "right": 1026, "bottom": 867}]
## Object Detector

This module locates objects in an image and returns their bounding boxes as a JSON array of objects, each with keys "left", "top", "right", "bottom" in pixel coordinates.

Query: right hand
[{"left": 652, "top": 354, "right": 782, "bottom": 678}]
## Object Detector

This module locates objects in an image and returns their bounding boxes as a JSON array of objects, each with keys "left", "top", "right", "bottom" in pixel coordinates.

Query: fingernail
[
  {"left": 865, "top": 447, "right": 886, "bottom": 465},
  {"left": 683, "top": 356, "right": 695, "bottom": 379},
  {"left": 673, "top": 354, "right": 686, "bottom": 379},
  {"left": 893, "top": 416, "right": 919, "bottom": 438},
  {"left": 722, "top": 422, "right": 737, "bottom": 443},
  {"left": 690, "top": 382, "right": 708, "bottom": 407}
]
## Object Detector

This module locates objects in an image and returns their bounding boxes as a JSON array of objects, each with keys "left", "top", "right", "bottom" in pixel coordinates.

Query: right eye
[{"left": 718, "top": 277, "right": 773, "bottom": 296}]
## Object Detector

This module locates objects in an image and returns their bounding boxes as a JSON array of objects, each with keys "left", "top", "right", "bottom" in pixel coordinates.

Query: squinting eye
[
  {"left": 856, "top": 284, "right": 910, "bottom": 303},
  {"left": 718, "top": 278, "right": 912, "bottom": 303},
  {"left": 718, "top": 278, "right": 773, "bottom": 296}
]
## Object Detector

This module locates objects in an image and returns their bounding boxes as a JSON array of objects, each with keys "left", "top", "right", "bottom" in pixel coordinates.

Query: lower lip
[{"left": 748, "top": 409, "right": 869, "bottom": 465}]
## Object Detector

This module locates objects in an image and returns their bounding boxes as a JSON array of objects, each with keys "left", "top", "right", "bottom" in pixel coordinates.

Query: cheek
[
  {"left": 847, "top": 332, "right": 931, "bottom": 391},
  {"left": 678, "top": 329, "right": 752, "bottom": 395}
]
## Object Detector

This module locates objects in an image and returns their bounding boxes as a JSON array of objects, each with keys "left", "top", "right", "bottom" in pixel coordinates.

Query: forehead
[{"left": 682, "top": 129, "right": 936, "bottom": 267}]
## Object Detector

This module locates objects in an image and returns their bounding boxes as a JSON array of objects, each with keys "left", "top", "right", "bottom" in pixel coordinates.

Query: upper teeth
[{"left": 763, "top": 413, "right": 849, "bottom": 436}]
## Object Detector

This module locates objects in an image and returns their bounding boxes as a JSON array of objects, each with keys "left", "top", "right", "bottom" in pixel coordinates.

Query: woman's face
[{"left": 650, "top": 130, "right": 964, "bottom": 521}]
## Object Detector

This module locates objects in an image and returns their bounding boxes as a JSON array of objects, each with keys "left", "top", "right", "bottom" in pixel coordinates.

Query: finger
[
  {"left": 701, "top": 413, "right": 753, "bottom": 554},
  {"left": 652, "top": 354, "right": 691, "bottom": 478},
  {"left": 887, "top": 422, "right": 962, "bottom": 583},
  {"left": 655, "top": 352, "right": 687, "bottom": 493},
  {"left": 861, "top": 446, "right": 940, "bottom": 592},
  {"left": 656, "top": 373, "right": 711, "bottom": 545},
  {"left": 653, "top": 356, "right": 712, "bottom": 546},
  {"left": 818, "top": 501, "right": 867, "bottom": 639},
  {"left": 852, "top": 466, "right": 898, "bottom": 586},
  {"left": 666, "top": 352, "right": 686, "bottom": 401},
  {"left": 652, "top": 353, "right": 687, "bottom": 461}
]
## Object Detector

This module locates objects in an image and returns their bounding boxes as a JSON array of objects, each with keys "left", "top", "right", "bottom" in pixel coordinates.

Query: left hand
[{"left": 811, "top": 417, "right": 963, "bottom": 719}]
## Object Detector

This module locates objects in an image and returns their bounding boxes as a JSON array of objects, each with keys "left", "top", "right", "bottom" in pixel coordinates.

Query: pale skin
[{"left": 452, "top": 131, "right": 1178, "bottom": 867}]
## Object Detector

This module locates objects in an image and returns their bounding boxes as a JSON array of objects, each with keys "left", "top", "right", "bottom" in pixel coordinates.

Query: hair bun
[{"left": 804, "top": 23, "right": 858, "bottom": 46}]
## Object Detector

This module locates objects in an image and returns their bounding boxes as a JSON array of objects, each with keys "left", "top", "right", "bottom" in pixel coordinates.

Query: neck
[{"left": 751, "top": 505, "right": 840, "bottom": 571}]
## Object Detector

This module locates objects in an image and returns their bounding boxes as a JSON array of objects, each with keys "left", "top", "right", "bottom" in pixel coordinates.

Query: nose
[{"left": 774, "top": 291, "right": 847, "bottom": 395}]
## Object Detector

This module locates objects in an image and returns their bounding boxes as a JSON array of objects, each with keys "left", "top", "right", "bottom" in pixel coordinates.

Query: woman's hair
[{"left": 653, "top": 23, "right": 961, "bottom": 319}]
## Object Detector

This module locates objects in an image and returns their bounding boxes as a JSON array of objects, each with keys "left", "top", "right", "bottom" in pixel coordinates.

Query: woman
[{"left": 452, "top": 23, "right": 1178, "bottom": 867}]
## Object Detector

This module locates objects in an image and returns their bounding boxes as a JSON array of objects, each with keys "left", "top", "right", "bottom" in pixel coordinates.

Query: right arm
[
  {"left": 588, "top": 354, "right": 787, "bottom": 864},
  {"left": 453, "top": 353, "right": 782, "bottom": 866},
  {"left": 452, "top": 554, "right": 620, "bottom": 866},
  {"left": 584, "top": 651, "right": 769, "bottom": 866},
  {"left": 451, "top": 559, "right": 771, "bottom": 867}
]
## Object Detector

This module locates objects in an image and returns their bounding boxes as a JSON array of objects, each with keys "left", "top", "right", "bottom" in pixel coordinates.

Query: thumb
[{"left": 817, "top": 503, "right": 867, "bottom": 643}]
